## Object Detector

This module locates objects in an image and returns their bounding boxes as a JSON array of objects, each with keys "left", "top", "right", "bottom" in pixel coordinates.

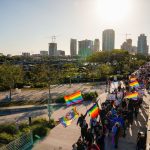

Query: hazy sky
[{"left": 0, "top": 0, "right": 150, "bottom": 55}]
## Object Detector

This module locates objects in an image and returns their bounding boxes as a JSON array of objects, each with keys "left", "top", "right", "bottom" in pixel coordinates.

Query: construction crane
[
  {"left": 51, "top": 35, "right": 56, "bottom": 42},
  {"left": 125, "top": 33, "right": 131, "bottom": 40}
]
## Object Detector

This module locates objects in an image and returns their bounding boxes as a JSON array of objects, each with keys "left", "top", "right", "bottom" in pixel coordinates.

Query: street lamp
[{"left": 47, "top": 77, "right": 51, "bottom": 123}]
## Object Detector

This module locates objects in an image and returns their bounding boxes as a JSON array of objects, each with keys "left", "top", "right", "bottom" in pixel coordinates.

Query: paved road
[
  {"left": 0, "top": 83, "right": 106, "bottom": 124},
  {"left": 0, "top": 83, "right": 105, "bottom": 102}
]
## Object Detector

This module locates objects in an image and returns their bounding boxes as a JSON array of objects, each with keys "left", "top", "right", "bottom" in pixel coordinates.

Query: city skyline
[{"left": 0, "top": 0, "right": 150, "bottom": 55}]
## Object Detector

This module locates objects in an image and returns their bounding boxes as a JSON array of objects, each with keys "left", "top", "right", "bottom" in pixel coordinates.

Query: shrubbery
[
  {"left": 82, "top": 91, "right": 98, "bottom": 101},
  {"left": 0, "top": 133, "right": 15, "bottom": 144},
  {"left": 33, "top": 82, "right": 48, "bottom": 88},
  {"left": 0, "top": 118, "right": 56, "bottom": 148},
  {"left": 55, "top": 97, "right": 65, "bottom": 103},
  {"left": 0, "top": 124, "right": 18, "bottom": 135},
  {"left": 32, "top": 125, "right": 49, "bottom": 139},
  {"left": 54, "top": 91, "right": 98, "bottom": 103}
]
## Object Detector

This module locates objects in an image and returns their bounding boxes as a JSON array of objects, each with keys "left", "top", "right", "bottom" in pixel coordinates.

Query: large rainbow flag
[
  {"left": 87, "top": 104, "right": 100, "bottom": 118},
  {"left": 129, "top": 80, "right": 139, "bottom": 88},
  {"left": 64, "top": 91, "right": 83, "bottom": 106},
  {"left": 59, "top": 107, "right": 79, "bottom": 127},
  {"left": 125, "top": 92, "right": 139, "bottom": 100},
  {"left": 129, "top": 77, "right": 137, "bottom": 82}
]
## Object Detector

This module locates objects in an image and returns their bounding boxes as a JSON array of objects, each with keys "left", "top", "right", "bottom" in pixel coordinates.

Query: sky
[{"left": 0, "top": 0, "right": 150, "bottom": 55}]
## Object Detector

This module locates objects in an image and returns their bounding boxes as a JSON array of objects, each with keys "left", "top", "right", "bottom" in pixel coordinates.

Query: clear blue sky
[{"left": 0, "top": 0, "right": 150, "bottom": 55}]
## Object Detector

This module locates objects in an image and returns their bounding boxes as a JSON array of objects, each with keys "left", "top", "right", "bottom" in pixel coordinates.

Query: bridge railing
[
  {"left": 146, "top": 97, "right": 150, "bottom": 150},
  {"left": 0, "top": 132, "right": 33, "bottom": 150}
]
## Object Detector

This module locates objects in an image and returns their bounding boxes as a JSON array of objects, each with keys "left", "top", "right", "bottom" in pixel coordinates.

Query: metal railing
[
  {"left": 0, "top": 132, "right": 33, "bottom": 150},
  {"left": 146, "top": 103, "right": 150, "bottom": 150}
]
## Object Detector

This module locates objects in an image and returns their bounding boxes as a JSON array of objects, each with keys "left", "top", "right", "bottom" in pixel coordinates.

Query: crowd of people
[{"left": 72, "top": 63, "right": 150, "bottom": 150}]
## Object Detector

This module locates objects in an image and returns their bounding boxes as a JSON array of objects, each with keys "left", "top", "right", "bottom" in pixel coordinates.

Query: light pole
[
  {"left": 47, "top": 59, "right": 51, "bottom": 123},
  {"left": 48, "top": 79, "right": 51, "bottom": 123}
]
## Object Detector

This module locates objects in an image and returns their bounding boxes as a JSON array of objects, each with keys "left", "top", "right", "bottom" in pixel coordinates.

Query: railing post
[{"left": 30, "top": 131, "right": 34, "bottom": 146}]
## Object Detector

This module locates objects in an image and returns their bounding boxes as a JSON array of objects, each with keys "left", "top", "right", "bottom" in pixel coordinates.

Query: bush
[
  {"left": 32, "top": 118, "right": 48, "bottom": 126},
  {"left": 0, "top": 133, "right": 15, "bottom": 144},
  {"left": 19, "top": 123, "right": 30, "bottom": 133},
  {"left": 55, "top": 97, "right": 65, "bottom": 103},
  {"left": 15, "top": 82, "right": 24, "bottom": 88},
  {"left": 0, "top": 124, "right": 18, "bottom": 135},
  {"left": 33, "top": 82, "right": 47, "bottom": 88},
  {"left": 32, "top": 118, "right": 56, "bottom": 128},
  {"left": 82, "top": 91, "right": 98, "bottom": 101},
  {"left": 32, "top": 125, "right": 49, "bottom": 138}
]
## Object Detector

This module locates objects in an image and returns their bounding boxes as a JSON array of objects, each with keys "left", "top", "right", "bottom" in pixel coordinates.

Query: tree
[
  {"left": 0, "top": 64, "right": 23, "bottom": 100},
  {"left": 97, "top": 64, "right": 113, "bottom": 78},
  {"left": 62, "top": 63, "right": 78, "bottom": 87}
]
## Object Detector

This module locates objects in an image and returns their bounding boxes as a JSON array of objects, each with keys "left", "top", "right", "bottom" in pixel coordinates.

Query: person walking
[
  {"left": 81, "top": 119, "right": 88, "bottom": 141},
  {"left": 112, "top": 123, "right": 120, "bottom": 149}
]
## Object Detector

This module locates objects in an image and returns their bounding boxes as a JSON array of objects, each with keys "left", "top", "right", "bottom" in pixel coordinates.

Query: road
[
  {"left": 0, "top": 83, "right": 106, "bottom": 124},
  {"left": 0, "top": 83, "right": 105, "bottom": 102}
]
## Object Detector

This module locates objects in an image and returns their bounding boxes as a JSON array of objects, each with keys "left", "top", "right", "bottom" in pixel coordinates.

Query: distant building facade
[
  {"left": 70, "top": 39, "right": 77, "bottom": 56},
  {"left": 102, "top": 29, "right": 115, "bottom": 51},
  {"left": 57, "top": 50, "right": 65, "bottom": 56},
  {"left": 78, "top": 40, "right": 93, "bottom": 57},
  {"left": 93, "top": 39, "right": 100, "bottom": 52},
  {"left": 49, "top": 43, "right": 57, "bottom": 56},
  {"left": 137, "top": 34, "right": 149, "bottom": 55},
  {"left": 121, "top": 39, "right": 137, "bottom": 54},
  {"left": 22, "top": 52, "right": 30, "bottom": 57},
  {"left": 121, "top": 39, "right": 132, "bottom": 51},
  {"left": 40, "top": 50, "right": 48, "bottom": 56}
]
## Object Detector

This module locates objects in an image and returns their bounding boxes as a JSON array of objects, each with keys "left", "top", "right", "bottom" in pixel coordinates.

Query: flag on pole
[
  {"left": 129, "top": 77, "right": 137, "bottom": 82},
  {"left": 129, "top": 80, "right": 140, "bottom": 88},
  {"left": 125, "top": 92, "right": 139, "bottom": 100},
  {"left": 64, "top": 91, "right": 83, "bottom": 106},
  {"left": 87, "top": 104, "right": 100, "bottom": 118},
  {"left": 59, "top": 107, "right": 79, "bottom": 127}
]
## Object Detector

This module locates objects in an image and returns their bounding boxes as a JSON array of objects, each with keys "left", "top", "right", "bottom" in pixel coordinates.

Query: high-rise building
[
  {"left": 40, "top": 50, "right": 48, "bottom": 56},
  {"left": 102, "top": 29, "right": 115, "bottom": 51},
  {"left": 48, "top": 43, "right": 57, "bottom": 56},
  {"left": 78, "top": 40, "right": 93, "bottom": 58},
  {"left": 70, "top": 39, "right": 77, "bottom": 56},
  {"left": 137, "top": 34, "right": 149, "bottom": 55},
  {"left": 57, "top": 50, "right": 65, "bottom": 56},
  {"left": 93, "top": 39, "right": 100, "bottom": 52}
]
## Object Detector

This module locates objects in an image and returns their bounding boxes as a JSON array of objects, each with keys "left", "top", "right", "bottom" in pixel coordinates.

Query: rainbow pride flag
[
  {"left": 125, "top": 92, "right": 139, "bottom": 100},
  {"left": 64, "top": 91, "right": 83, "bottom": 106},
  {"left": 87, "top": 104, "right": 100, "bottom": 118},
  {"left": 59, "top": 107, "right": 79, "bottom": 127},
  {"left": 129, "top": 80, "right": 139, "bottom": 88},
  {"left": 130, "top": 77, "right": 137, "bottom": 82}
]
